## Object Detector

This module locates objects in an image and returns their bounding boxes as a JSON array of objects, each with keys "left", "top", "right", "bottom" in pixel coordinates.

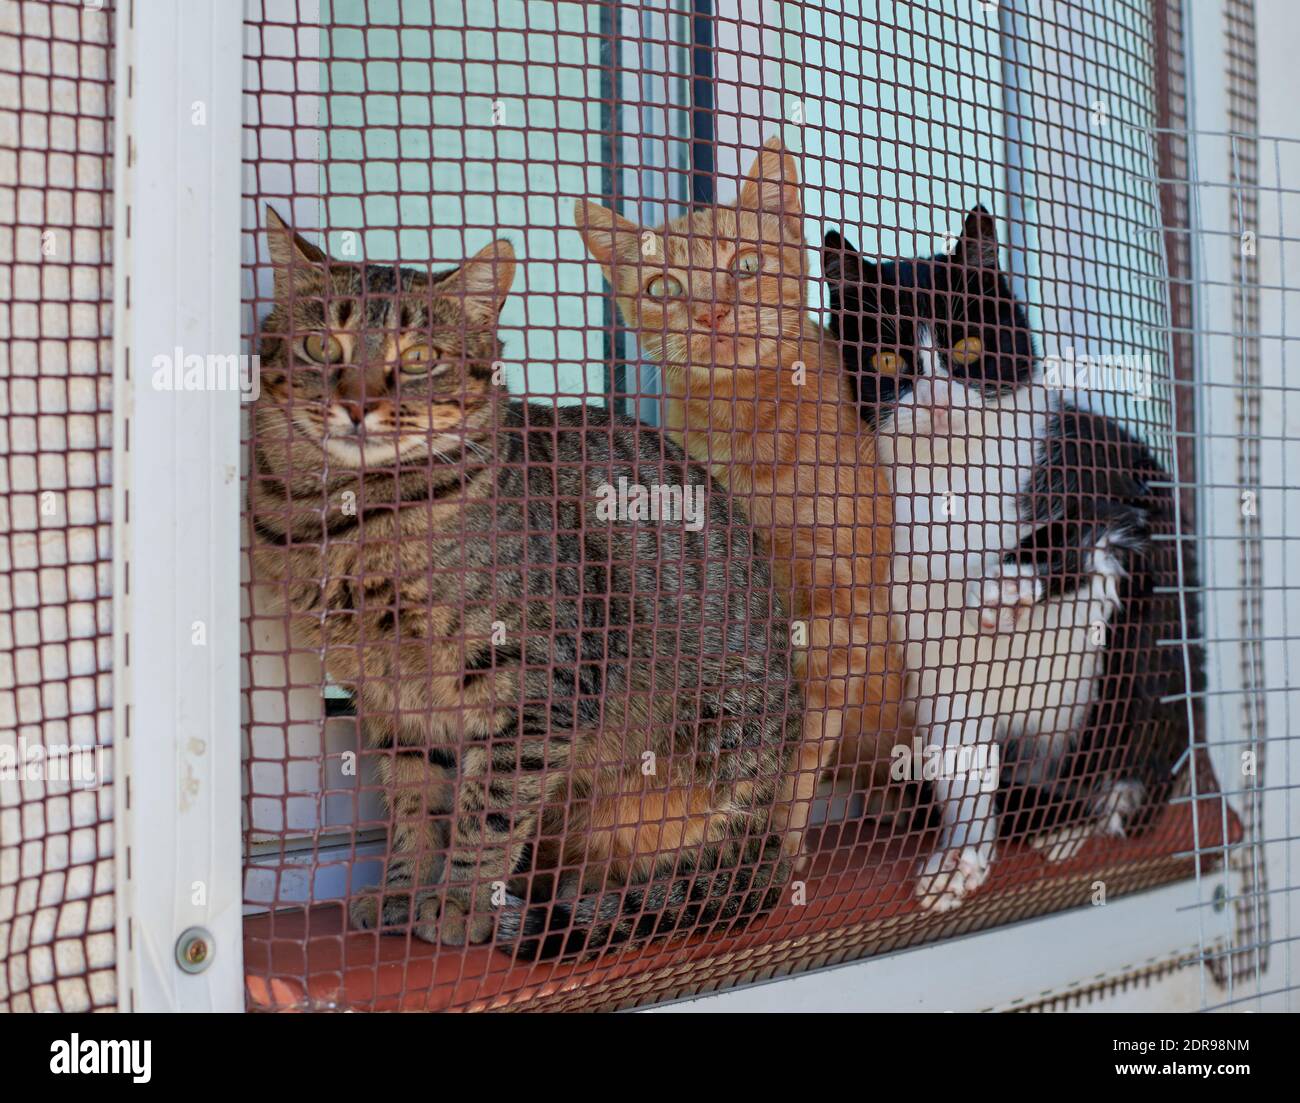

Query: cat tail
[
  {"left": 1000, "top": 484, "right": 1203, "bottom": 849},
  {"left": 496, "top": 830, "right": 791, "bottom": 962},
  {"left": 996, "top": 759, "right": 1137, "bottom": 844},
  {"left": 996, "top": 713, "right": 1187, "bottom": 847}
]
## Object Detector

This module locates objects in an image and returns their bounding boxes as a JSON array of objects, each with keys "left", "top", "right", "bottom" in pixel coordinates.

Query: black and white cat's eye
[
  {"left": 302, "top": 333, "right": 344, "bottom": 364},
  {"left": 871, "top": 350, "right": 903, "bottom": 375},
  {"left": 950, "top": 335, "right": 983, "bottom": 365}
]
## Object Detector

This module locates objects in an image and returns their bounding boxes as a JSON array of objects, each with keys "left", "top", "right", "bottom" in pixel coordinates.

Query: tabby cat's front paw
[
  {"left": 914, "top": 845, "right": 993, "bottom": 913},
  {"left": 349, "top": 895, "right": 380, "bottom": 931},
  {"left": 968, "top": 562, "right": 1044, "bottom": 633},
  {"left": 348, "top": 890, "right": 413, "bottom": 932},
  {"left": 413, "top": 894, "right": 496, "bottom": 946}
]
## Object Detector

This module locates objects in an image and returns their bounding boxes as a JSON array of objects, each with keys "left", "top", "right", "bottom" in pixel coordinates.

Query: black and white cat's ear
[
  {"left": 573, "top": 200, "right": 644, "bottom": 270},
  {"left": 738, "top": 137, "right": 801, "bottom": 224},
  {"left": 265, "top": 206, "right": 328, "bottom": 296},
  {"left": 441, "top": 239, "right": 517, "bottom": 323},
  {"left": 821, "top": 229, "right": 866, "bottom": 283},
  {"left": 954, "top": 204, "right": 1001, "bottom": 270}
]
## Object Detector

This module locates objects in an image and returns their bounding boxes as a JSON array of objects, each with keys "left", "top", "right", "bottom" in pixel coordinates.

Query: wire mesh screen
[
  {"left": 0, "top": 0, "right": 116, "bottom": 1013},
  {"left": 1184, "top": 127, "right": 1288, "bottom": 1011},
  {"left": 240, "top": 0, "right": 1251, "bottom": 1012}
]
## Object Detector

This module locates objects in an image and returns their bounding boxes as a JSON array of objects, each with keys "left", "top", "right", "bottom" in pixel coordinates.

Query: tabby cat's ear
[
  {"left": 738, "top": 137, "right": 801, "bottom": 225},
  {"left": 265, "top": 206, "right": 329, "bottom": 303},
  {"left": 441, "top": 239, "right": 516, "bottom": 324},
  {"left": 954, "top": 205, "right": 1000, "bottom": 270},
  {"left": 265, "top": 206, "right": 328, "bottom": 296},
  {"left": 573, "top": 200, "right": 643, "bottom": 268}
]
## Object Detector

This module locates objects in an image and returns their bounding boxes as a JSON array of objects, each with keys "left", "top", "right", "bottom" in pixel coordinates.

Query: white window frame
[
  {"left": 112, "top": 0, "right": 245, "bottom": 1012},
  {"left": 110, "top": 0, "right": 1293, "bottom": 1014}
]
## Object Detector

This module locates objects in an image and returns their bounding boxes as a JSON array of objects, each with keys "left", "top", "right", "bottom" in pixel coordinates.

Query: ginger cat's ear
[
  {"left": 265, "top": 206, "right": 328, "bottom": 296},
  {"left": 738, "top": 137, "right": 801, "bottom": 222},
  {"left": 574, "top": 199, "right": 643, "bottom": 268},
  {"left": 441, "top": 238, "right": 517, "bottom": 323}
]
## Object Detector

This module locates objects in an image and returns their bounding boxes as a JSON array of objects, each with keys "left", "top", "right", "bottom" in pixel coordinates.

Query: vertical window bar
[
  {"left": 690, "top": 0, "right": 716, "bottom": 206},
  {"left": 600, "top": 0, "right": 628, "bottom": 414}
]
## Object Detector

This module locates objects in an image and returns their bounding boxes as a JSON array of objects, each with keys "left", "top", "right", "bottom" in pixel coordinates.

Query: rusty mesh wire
[
  {"left": 239, "top": 0, "right": 1252, "bottom": 1012},
  {"left": 0, "top": 0, "right": 116, "bottom": 1013}
]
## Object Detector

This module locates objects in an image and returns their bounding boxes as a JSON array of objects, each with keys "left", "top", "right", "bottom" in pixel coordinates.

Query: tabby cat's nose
[{"left": 338, "top": 400, "right": 373, "bottom": 432}]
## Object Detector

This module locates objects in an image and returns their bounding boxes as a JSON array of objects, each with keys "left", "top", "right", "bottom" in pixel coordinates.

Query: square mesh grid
[
  {"left": 237, "top": 0, "right": 1265, "bottom": 1012},
  {"left": 0, "top": 0, "right": 116, "bottom": 1013}
]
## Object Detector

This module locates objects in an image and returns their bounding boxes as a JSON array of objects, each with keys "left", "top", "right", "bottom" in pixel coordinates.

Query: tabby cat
[
  {"left": 249, "top": 208, "right": 801, "bottom": 958},
  {"left": 576, "top": 140, "right": 906, "bottom": 862},
  {"left": 823, "top": 208, "right": 1199, "bottom": 911}
]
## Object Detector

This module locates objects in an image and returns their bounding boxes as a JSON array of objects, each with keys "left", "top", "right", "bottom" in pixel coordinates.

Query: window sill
[{"left": 244, "top": 788, "right": 1241, "bottom": 1012}]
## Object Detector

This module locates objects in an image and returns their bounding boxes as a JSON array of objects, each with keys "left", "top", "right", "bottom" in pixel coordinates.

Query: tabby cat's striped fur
[{"left": 249, "top": 210, "right": 800, "bottom": 958}]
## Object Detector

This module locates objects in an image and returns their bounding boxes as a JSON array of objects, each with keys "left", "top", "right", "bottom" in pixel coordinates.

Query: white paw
[
  {"left": 1095, "top": 778, "right": 1146, "bottom": 836},
  {"left": 968, "top": 562, "right": 1044, "bottom": 633},
  {"left": 915, "top": 845, "right": 993, "bottom": 913},
  {"left": 1028, "top": 824, "right": 1093, "bottom": 863}
]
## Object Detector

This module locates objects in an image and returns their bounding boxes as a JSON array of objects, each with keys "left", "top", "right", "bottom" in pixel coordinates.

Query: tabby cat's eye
[
  {"left": 951, "top": 335, "right": 983, "bottom": 365},
  {"left": 303, "top": 333, "right": 344, "bottom": 364},
  {"left": 400, "top": 345, "right": 438, "bottom": 373},
  {"left": 734, "top": 251, "right": 761, "bottom": 277},
  {"left": 646, "top": 274, "right": 685, "bottom": 299},
  {"left": 872, "top": 351, "right": 902, "bottom": 376}
]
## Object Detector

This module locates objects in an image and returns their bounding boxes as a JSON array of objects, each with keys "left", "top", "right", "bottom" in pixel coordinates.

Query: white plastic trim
[
  {"left": 112, "top": 0, "right": 245, "bottom": 1012},
  {"left": 645, "top": 880, "right": 1216, "bottom": 1012}
]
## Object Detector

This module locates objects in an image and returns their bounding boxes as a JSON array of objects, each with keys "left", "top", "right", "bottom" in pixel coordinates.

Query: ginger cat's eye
[
  {"left": 951, "top": 335, "right": 983, "bottom": 365},
  {"left": 734, "top": 251, "right": 761, "bottom": 277},
  {"left": 871, "top": 351, "right": 902, "bottom": 376},
  {"left": 646, "top": 274, "right": 685, "bottom": 299},
  {"left": 303, "top": 333, "right": 343, "bottom": 364},
  {"left": 400, "top": 345, "right": 439, "bottom": 373}
]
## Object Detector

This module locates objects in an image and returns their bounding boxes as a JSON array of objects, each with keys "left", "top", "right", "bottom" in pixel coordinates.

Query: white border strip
[
  {"left": 644, "top": 881, "right": 1222, "bottom": 1012},
  {"left": 1228, "top": 0, "right": 1300, "bottom": 1012},
  {"left": 112, "top": 0, "right": 244, "bottom": 1012}
]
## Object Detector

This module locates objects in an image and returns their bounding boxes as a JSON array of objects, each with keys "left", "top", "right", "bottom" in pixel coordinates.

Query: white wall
[{"left": 1237, "top": 0, "right": 1300, "bottom": 1013}]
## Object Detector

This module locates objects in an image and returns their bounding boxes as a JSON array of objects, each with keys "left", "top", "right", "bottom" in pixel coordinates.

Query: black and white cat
[{"left": 823, "top": 208, "right": 1200, "bottom": 913}]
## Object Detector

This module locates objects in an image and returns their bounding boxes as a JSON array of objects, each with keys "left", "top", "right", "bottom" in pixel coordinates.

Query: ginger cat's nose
[{"left": 693, "top": 304, "right": 732, "bottom": 329}]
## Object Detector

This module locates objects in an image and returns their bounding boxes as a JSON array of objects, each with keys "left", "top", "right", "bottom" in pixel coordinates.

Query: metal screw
[{"left": 175, "top": 926, "right": 214, "bottom": 974}]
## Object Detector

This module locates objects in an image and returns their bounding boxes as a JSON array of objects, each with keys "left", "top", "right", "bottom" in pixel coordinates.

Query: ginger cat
[{"left": 576, "top": 139, "right": 905, "bottom": 862}]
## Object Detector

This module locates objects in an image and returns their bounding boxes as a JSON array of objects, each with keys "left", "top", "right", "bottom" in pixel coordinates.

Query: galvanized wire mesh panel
[
  {"left": 1181, "top": 122, "right": 1297, "bottom": 1012},
  {"left": 0, "top": 0, "right": 116, "bottom": 1013},
  {"left": 239, "top": 0, "right": 1262, "bottom": 1012}
]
